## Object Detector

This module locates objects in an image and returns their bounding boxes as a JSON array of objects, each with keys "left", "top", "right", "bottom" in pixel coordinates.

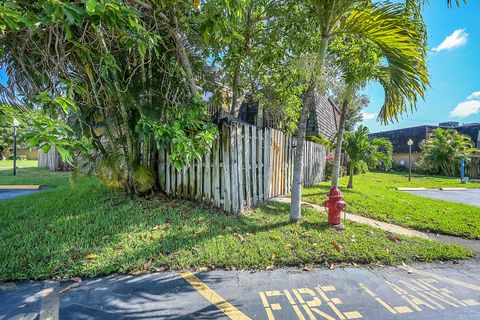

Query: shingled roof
[{"left": 306, "top": 93, "right": 340, "bottom": 139}]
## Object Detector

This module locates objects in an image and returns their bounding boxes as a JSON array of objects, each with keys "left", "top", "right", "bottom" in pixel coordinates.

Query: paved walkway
[
  {"left": 272, "top": 197, "right": 480, "bottom": 254},
  {"left": 402, "top": 189, "right": 480, "bottom": 207},
  {"left": 1, "top": 260, "right": 480, "bottom": 319}
]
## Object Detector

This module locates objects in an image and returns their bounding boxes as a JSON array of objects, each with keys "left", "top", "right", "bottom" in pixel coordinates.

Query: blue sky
[
  {"left": 0, "top": 68, "right": 6, "bottom": 86},
  {"left": 362, "top": 1, "right": 480, "bottom": 132}
]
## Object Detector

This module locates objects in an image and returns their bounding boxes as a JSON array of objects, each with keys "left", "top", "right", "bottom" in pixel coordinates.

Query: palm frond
[{"left": 337, "top": 2, "right": 429, "bottom": 124}]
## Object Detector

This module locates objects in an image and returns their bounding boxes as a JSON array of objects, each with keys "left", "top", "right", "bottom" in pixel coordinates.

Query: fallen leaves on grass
[
  {"left": 332, "top": 242, "right": 343, "bottom": 252},
  {"left": 386, "top": 233, "right": 402, "bottom": 243},
  {"left": 234, "top": 233, "right": 246, "bottom": 242}
]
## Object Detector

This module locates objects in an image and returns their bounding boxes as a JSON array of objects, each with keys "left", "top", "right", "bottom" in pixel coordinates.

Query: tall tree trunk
[
  {"left": 289, "top": 84, "right": 315, "bottom": 221},
  {"left": 289, "top": 35, "right": 330, "bottom": 222},
  {"left": 160, "top": 12, "right": 197, "bottom": 97},
  {"left": 347, "top": 161, "right": 354, "bottom": 188},
  {"left": 331, "top": 81, "right": 355, "bottom": 187},
  {"left": 230, "top": 64, "right": 244, "bottom": 116},
  {"left": 96, "top": 26, "right": 139, "bottom": 195},
  {"left": 230, "top": 1, "right": 255, "bottom": 116},
  {"left": 331, "top": 100, "right": 348, "bottom": 187}
]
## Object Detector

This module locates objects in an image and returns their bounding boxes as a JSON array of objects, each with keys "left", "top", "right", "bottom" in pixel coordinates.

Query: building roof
[
  {"left": 370, "top": 123, "right": 480, "bottom": 153},
  {"left": 306, "top": 93, "right": 340, "bottom": 139}
]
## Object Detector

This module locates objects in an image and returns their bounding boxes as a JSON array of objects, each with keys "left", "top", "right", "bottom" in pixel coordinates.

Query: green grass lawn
[
  {"left": 303, "top": 172, "right": 480, "bottom": 239},
  {"left": 0, "top": 168, "right": 473, "bottom": 281},
  {"left": 0, "top": 160, "right": 38, "bottom": 168}
]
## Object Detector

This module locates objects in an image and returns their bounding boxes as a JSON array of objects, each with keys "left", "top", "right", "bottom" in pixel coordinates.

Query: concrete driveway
[{"left": 403, "top": 189, "right": 480, "bottom": 207}]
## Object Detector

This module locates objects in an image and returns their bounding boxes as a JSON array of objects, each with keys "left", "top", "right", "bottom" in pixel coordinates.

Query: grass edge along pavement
[
  {"left": 303, "top": 172, "right": 480, "bottom": 239},
  {"left": 0, "top": 168, "right": 474, "bottom": 281}
]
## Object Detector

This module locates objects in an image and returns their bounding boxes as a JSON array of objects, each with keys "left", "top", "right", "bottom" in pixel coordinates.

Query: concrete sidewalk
[
  {"left": 402, "top": 189, "right": 480, "bottom": 207},
  {"left": 272, "top": 197, "right": 480, "bottom": 254}
]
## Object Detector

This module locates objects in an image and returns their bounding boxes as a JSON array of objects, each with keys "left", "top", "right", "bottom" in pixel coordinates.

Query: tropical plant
[
  {"left": 200, "top": 0, "right": 275, "bottom": 116},
  {"left": 0, "top": 0, "right": 217, "bottom": 195},
  {"left": 342, "top": 125, "right": 392, "bottom": 188},
  {"left": 416, "top": 128, "right": 478, "bottom": 176},
  {"left": 288, "top": 0, "right": 428, "bottom": 221},
  {"left": 447, "top": 0, "right": 466, "bottom": 8}
]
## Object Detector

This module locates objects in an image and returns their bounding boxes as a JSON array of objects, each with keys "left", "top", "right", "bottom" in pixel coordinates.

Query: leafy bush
[
  {"left": 8, "top": 154, "right": 28, "bottom": 161},
  {"left": 416, "top": 128, "right": 478, "bottom": 176},
  {"left": 325, "top": 158, "right": 346, "bottom": 181}
]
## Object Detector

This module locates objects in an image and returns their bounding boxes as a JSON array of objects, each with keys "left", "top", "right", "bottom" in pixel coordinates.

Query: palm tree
[
  {"left": 289, "top": 0, "right": 428, "bottom": 222},
  {"left": 447, "top": 0, "right": 466, "bottom": 8},
  {"left": 343, "top": 125, "right": 392, "bottom": 188},
  {"left": 417, "top": 128, "right": 477, "bottom": 176}
]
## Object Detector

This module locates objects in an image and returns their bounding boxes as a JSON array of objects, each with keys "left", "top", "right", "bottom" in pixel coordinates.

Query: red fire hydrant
[{"left": 323, "top": 187, "right": 347, "bottom": 228}]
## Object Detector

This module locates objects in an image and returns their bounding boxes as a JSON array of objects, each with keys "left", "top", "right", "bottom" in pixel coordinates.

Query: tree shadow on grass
[{"left": 0, "top": 180, "right": 296, "bottom": 281}]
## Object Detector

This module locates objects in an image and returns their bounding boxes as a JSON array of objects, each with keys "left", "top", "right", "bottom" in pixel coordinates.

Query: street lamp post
[
  {"left": 407, "top": 139, "right": 413, "bottom": 182},
  {"left": 12, "top": 118, "right": 19, "bottom": 176}
]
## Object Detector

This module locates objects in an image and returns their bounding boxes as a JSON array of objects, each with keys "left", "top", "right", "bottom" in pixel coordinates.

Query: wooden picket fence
[
  {"left": 158, "top": 123, "right": 326, "bottom": 214},
  {"left": 38, "top": 146, "right": 64, "bottom": 171},
  {"left": 468, "top": 155, "right": 480, "bottom": 179}
]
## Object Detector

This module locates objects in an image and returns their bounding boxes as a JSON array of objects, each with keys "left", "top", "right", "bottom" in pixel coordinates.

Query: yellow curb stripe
[{"left": 180, "top": 270, "right": 251, "bottom": 320}]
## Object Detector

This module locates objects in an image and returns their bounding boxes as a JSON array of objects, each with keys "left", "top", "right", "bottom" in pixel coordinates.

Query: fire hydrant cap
[{"left": 327, "top": 187, "right": 343, "bottom": 198}]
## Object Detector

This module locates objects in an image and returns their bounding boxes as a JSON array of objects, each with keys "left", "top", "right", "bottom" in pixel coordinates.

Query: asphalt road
[
  {"left": 403, "top": 189, "right": 480, "bottom": 207},
  {"left": 1, "top": 260, "right": 479, "bottom": 320}
]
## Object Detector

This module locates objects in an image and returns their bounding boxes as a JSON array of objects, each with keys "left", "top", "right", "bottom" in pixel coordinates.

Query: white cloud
[
  {"left": 362, "top": 111, "right": 376, "bottom": 120},
  {"left": 432, "top": 29, "right": 468, "bottom": 52},
  {"left": 450, "top": 100, "right": 480, "bottom": 118},
  {"left": 467, "top": 91, "right": 480, "bottom": 100}
]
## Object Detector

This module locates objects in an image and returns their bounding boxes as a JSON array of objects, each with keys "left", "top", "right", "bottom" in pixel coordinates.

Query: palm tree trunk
[
  {"left": 347, "top": 161, "right": 354, "bottom": 188},
  {"left": 96, "top": 26, "right": 139, "bottom": 195},
  {"left": 331, "top": 100, "right": 348, "bottom": 187},
  {"left": 290, "top": 85, "right": 315, "bottom": 221},
  {"left": 289, "top": 35, "right": 330, "bottom": 222}
]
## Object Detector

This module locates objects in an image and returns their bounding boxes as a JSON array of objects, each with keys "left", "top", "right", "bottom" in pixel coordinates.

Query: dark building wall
[
  {"left": 456, "top": 124, "right": 480, "bottom": 148},
  {"left": 369, "top": 125, "right": 437, "bottom": 153},
  {"left": 370, "top": 123, "right": 480, "bottom": 153}
]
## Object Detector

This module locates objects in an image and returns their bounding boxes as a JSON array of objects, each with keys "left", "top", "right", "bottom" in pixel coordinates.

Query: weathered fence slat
[
  {"left": 244, "top": 125, "right": 252, "bottom": 209},
  {"left": 204, "top": 151, "right": 211, "bottom": 203},
  {"left": 251, "top": 128, "right": 258, "bottom": 206},
  {"left": 158, "top": 123, "right": 326, "bottom": 214},
  {"left": 222, "top": 126, "right": 232, "bottom": 212},
  {"left": 257, "top": 128, "right": 264, "bottom": 203},
  {"left": 237, "top": 125, "right": 245, "bottom": 213},
  {"left": 212, "top": 141, "right": 221, "bottom": 206},
  {"left": 264, "top": 128, "right": 271, "bottom": 200}
]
